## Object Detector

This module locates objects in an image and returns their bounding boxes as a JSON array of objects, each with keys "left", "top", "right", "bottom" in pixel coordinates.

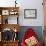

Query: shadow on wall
[{"left": 18, "top": 26, "right": 44, "bottom": 44}]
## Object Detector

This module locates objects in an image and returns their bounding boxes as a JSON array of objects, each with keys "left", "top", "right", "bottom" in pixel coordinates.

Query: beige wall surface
[
  {"left": 43, "top": 0, "right": 46, "bottom": 27},
  {"left": 43, "top": 0, "right": 46, "bottom": 46}
]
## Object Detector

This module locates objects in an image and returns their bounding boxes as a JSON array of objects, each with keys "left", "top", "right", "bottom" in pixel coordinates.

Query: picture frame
[
  {"left": 0, "top": 32, "right": 1, "bottom": 41},
  {"left": 2, "top": 10, "right": 9, "bottom": 15},
  {"left": 8, "top": 16, "right": 18, "bottom": 24},
  {"left": 24, "top": 9, "right": 37, "bottom": 19},
  {"left": 9, "top": 10, "right": 18, "bottom": 15}
]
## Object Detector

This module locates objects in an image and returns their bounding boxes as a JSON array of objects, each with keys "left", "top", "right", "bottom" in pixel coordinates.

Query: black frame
[{"left": 24, "top": 9, "right": 37, "bottom": 19}]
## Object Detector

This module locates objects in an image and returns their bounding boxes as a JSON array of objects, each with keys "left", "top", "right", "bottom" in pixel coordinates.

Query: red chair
[{"left": 21, "top": 28, "right": 41, "bottom": 46}]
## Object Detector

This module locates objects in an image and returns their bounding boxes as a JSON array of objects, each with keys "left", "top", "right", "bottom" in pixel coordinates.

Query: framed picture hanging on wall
[{"left": 24, "top": 9, "right": 37, "bottom": 19}]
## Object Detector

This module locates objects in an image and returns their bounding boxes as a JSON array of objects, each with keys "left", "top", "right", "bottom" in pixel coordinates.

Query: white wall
[
  {"left": 0, "top": 0, "right": 44, "bottom": 26},
  {"left": 18, "top": 0, "right": 44, "bottom": 26}
]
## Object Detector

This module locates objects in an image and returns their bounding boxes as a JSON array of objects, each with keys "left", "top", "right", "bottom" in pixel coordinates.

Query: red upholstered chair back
[{"left": 21, "top": 28, "right": 41, "bottom": 46}]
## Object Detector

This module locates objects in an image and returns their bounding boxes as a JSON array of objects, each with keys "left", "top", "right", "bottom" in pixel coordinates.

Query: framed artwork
[
  {"left": 9, "top": 10, "right": 18, "bottom": 15},
  {"left": 0, "top": 32, "right": 1, "bottom": 41},
  {"left": 24, "top": 9, "right": 37, "bottom": 19},
  {"left": 2, "top": 10, "right": 9, "bottom": 15},
  {"left": 8, "top": 16, "right": 18, "bottom": 24}
]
